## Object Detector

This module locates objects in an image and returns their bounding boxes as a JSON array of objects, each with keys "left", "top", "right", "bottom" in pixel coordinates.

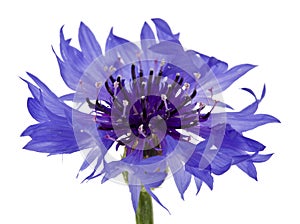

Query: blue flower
[{"left": 21, "top": 18, "right": 279, "bottom": 212}]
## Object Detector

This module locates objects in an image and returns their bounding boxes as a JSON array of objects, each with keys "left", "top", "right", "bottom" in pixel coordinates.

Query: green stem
[{"left": 135, "top": 190, "right": 154, "bottom": 224}]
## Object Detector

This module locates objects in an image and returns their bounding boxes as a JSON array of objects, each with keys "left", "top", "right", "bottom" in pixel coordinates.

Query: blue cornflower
[{"left": 21, "top": 18, "right": 279, "bottom": 215}]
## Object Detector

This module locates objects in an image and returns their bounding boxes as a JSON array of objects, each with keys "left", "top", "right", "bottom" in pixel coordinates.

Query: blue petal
[
  {"left": 77, "top": 148, "right": 100, "bottom": 174},
  {"left": 241, "top": 87, "right": 256, "bottom": 97},
  {"left": 23, "top": 136, "right": 79, "bottom": 154},
  {"left": 149, "top": 41, "right": 183, "bottom": 55},
  {"left": 141, "top": 22, "right": 155, "bottom": 40},
  {"left": 185, "top": 141, "right": 212, "bottom": 170},
  {"left": 27, "top": 97, "right": 48, "bottom": 122},
  {"left": 22, "top": 121, "right": 70, "bottom": 139},
  {"left": 228, "top": 114, "right": 280, "bottom": 133},
  {"left": 53, "top": 48, "right": 82, "bottom": 90},
  {"left": 122, "top": 150, "right": 143, "bottom": 164},
  {"left": 238, "top": 87, "right": 260, "bottom": 115},
  {"left": 185, "top": 165, "right": 214, "bottom": 190},
  {"left": 160, "top": 135, "right": 178, "bottom": 155},
  {"left": 208, "top": 86, "right": 280, "bottom": 132},
  {"left": 140, "top": 22, "right": 156, "bottom": 59},
  {"left": 128, "top": 175, "right": 141, "bottom": 212},
  {"left": 59, "top": 93, "right": 75, "bottom": 101},
  {"left": 237, "top": 161, "right": 258, "bottom": 180},
  {"left": 218, "top": 64, "right": 256, "bottom": 91},
  {"left": 105, "top": 28, "right": 128, "bottom": 52},
  {"left": 229, "top": 86, "right": 279, "bottom": 131},
  {"left": 83, "top": 155, "right": 111, "bottom": 182},
  {"left": 21, "top": 123, "right": 44, "bottom": 138},
  {"left": 26, "top": 73, "right": 56, "bottom": 99},
  {"left": 100, "top": 161, "right": 123, "bottom": 183},
  {"left": 21, "top": 79, "right": 87, "bottom": 156},
  {"left": 142, "top": 172, "right": 167, "bottom": 188},
  {"left": 105, "top": 28, "right": 140, "bottom": 63},
  {"left": 221, "top": 126, "right": 265, "bottom": 152},
  {"left": 78, "top": 22, "right": 102, "bottom": 61},
  {"left": 199, "top": 53, "right": 228, "bottom": 74},
  {"left": 60, "top": 27, "right": 88, "bottom": 71},
  {"left": 171, "top": 165, "right": 191, "bottom": 199},
  {"left": 20, "top": 77, "right": 40, "bottom": 99},
  {"left": 232, "top": 153, "right": 254, "bottom": 164},
  {"left": 251, "top": 153, "right": 273, "bottom": 163},
  {"left": 200, "top": 124, "right": 265, "bottom": 152},
  {"left": 151, "top": 18, "right": 180, "bottom": 43},
  {"left": 144, "top": 186, "right": 170, "bottom": 214},
  {"left": 261, "top": 84, "right": 266, "bottom": 99},
  {"left": 210, "top": 153, "right": 232, "bottom": 175},
  {"left": 239, "top": 85, "right": 267, "bottom": 115},
  {"left": 25, "top": 73, "right": 71, "bottom": 117},
  {"left": 187, "top": 140, "right": 231, "bottom": 176},
  {"left": 194, "top": 177, "right": 203, "bottom": 195}
]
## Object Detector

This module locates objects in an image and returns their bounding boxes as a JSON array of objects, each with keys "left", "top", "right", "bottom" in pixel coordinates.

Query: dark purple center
[{"left": 87, "top": 63, "right": 213, "bottom": 158}]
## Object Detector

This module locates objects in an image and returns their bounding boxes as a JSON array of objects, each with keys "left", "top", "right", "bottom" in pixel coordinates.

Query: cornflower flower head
[{"left": 21, "top": 19, "right": 279, "bottom": 219}]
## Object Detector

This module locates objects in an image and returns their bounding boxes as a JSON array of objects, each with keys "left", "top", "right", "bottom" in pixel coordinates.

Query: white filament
[
  {"left": 161, "top": 94, "right": 169, "bottom": 110},
  {"left": 122, "top": 100, "right": 129, "bottom": 118},
  {"left": 114, "top": 81, "right": 119, "bottom": 96},
  {"left": 138, "top": 124, "right": 146, "bottom": 137}
]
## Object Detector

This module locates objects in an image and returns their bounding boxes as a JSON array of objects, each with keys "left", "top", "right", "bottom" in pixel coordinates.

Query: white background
[{"left": 0, "top": 0, "right": 298, "bottom": 223}]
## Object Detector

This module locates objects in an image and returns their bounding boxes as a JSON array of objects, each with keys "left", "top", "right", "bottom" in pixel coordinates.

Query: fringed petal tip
[
  {"left": 151, "top": 18, "right": 180, "bottom": 43},
  {"left": 141, "top": 21, "right": 155, "bottom": 40},
  {"left": 78, "top": 21, "right": 102, "bottom": 59}
]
